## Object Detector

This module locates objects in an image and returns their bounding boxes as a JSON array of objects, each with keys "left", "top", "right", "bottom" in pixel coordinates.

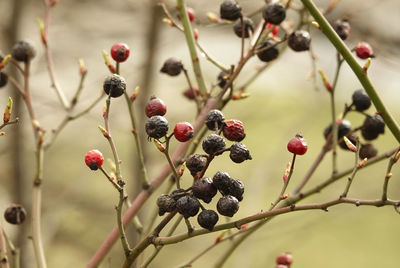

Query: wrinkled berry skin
[
  {"left": 160, "top": 58, "right": 183, "bottom": 76},
  {"left": 197, "top": 210, "right": 219, "bottom": 231},
  {"left": 192, "top": 177, "right": 217, "bottom": 203},
  {"left": 85, "top": 149, "right": 104, "bottom": 170},
  {"left": 4, "top": 204, "right": 27, "bottom": 225},
  {"left": 217, "top": 195, "right": 239, "bottom": 217},
  {"left": 220, "top": 0, "right": 242, "bottom": 21},
  {"left": 217, "top": 71, "right": 229, "bottom": 88},
  {"left": 170, "top": 189, "right": 186, "bottom": 200},
  {"left": 176, "top": 195, "right": 200, "bottom": 218},
  {"left": 174, "top": 122, "right": 194, "bottom": 142},
  {"left": 213, "top": 171, "right": 232, "bottom": 195},
  {"left": 110, "top": 43, "right": 130, "bottom": 62},
  {"left": 361, "top": 115, "right": 385, "bottom": 140},
  {"left": 276, "top": 253, "right": 293, "bottom": 265},
  {"left": 186, "top": 154, "right": 206, "bottom": 176},
  {"left": 12, "top": 40, "right": 36, "bottom": 62},
  {"left": 233, "top": 17, "right": 254, "bottom": 38},
  {"left": 202, "top": 134, "right": 226, "bottom": 155},
  {"left": 0, "top": 72, "right": 8, "bottom": 88},
  {"left": 156, "top": 194, "right": 177, "bottom": 216},
  {"left": 324, "top": 120, "right": 351, "bottom": 140},
  {"left": 333, "top": 19, "right": 350, "bottom": 40},
  {"left": 359, "top": 143, "right": 378, "bottom": 159},
  {"left": 355, "top": 42, "right": 373, "bottom": 59},
  {"left": 287, "top": 134, "right": 307, "bottom": 155},
  {"left": 145, "top": 116, "right": 169, "bottom": 139},
  {"left": 288, "top": 30, "right": 311, "bottom": 52},
  {"left": 263, "top": 3, "right": 286, "bottom": 25},
  {"left": 229, "top": 143, "right": 252, "bottom": 163},
  {"left": 257, "top": 40, "right": 279, "bottom": 62},
  {"left": 229, "top": 179, "right": 244, "bottom": 201},
  {"left": 145, "top": 97, "right": 167, "bottom": 118},
  {"left": 352, "top": 89, "right": 371, "bottom": 112},
  {"left": 103, "top": 74, "right": 126, "bottom": 98},
  {"left": 223, "top": 119, "right": 245, "bottom": 142},
  {"left": 206, "top": 109, "right": 225, "bottom": 131}
]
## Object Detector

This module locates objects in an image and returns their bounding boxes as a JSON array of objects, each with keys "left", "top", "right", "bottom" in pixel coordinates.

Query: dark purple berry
[
  {"left": 288, "top": 30, "right": 311, "bottom": 52},
  {"left": 103, "top": 74, "right": 126, "bottom": 98},
  {"left": 186, "top": 154, "right": 206, "bottom": 176},
  {"left": 361, "top": 115, "right": 385, "bottom": 140},
  {"left": 0, "top": 72, "right": 8, "bottom": 88},
  {"left": 257, "top": 40, "right": 279, "bottom": 62},
  {"left": 359, "top": 143, "right": 378, "bottom": 159},
  {"left": 156, "top": 194, "right": 176, "bottom": 216},
  {"left": 197, "top": 210, "right": 219, "bottom": 231},
  {"left": 262, "top": 3, "right": 286, "bottom": 25},
  {"left": 352, "top": 89, "right": 371, "bottom": 112},
  {"left": 145, "top": 115, "right": 169, "bottom": 139},
  {"left": 229, "top": 179, "right": 245, "bottom": 201},
  {"left": 220, "top": 0, "right": 242, "bottom": 21},
  {"left": 12, "top": 40, "right": 36, "bottom": 62},
  {"left": 170, "top": 189, "right": 186, "bottom": 200},
  {"left": 217, "top": 71, "right": 229, "bottom": 88},
  {"left": 4, "top": 204, "right": 26, "bottom": 225},
  {"left": 206, "top": 109, "right": 225, "bottom": 131},
  {"left": 176, "top": 195, "right": 200, "bottom": 218},
  {"left": 160, "top": 58, "right": 183, "bottom": 76},
  {"left": 229, "top": 143, "right": 252, "bottom": 163},
  {"left": 233, "top": 17, "right": 254, "bottom": 38},
  {"left": 202, "top": 134, "right": 226, "bottom": 155},
  {"left": 213, "top": 171, "right": 232, "bottom": 195},
  {"left": 323, "top": 120, "right": 351, "bottom": 140},
  {"left": 217, "top": 195, "right": 239, "bottom": 217},
  {"left": 333, "top": 19, "right": 350, "bottom": 40},
  {"left": 192, "top": 177, "right": 217, "bottom": 203}
]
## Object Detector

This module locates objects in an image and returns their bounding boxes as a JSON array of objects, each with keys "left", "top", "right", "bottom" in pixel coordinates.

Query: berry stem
[
  {"left": 183, "top": 68, "right": 201, "bottom": 113},
  {"left": 340, "top": 138, "right": 360, "bottom": 198},
  {"left": 381, "top": 148, "right": 399, "bottom": 201},
  {"left": 0, "top": 223, "right": 10, "bottom": 268},
  {"left": 163, "top": 135, "right": 182, "bottom": 189},
  {"left": 117, "top": 187, "right": 132, "bottom": 258},
  {"left": 2, "top": 231, "right": 19, "bottom": 268},
  {"left": 240, "top": 15, "right": 245, "bottom": 62}
]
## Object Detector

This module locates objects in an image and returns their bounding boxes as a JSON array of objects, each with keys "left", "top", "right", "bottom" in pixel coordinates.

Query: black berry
[
  {"left": 103, "top": 74, "right": 126, "bottom": 98},
  {"left": 233, "top": 17, "right": 254, "bottom": 38},
  {"left": 12, "top": 40, "right": 36, "bottom": 62},
  {"left": 156, "top": 194, "right": 177, "bottom": 216},
  {"left": 213, "top": 171, "right": 232, "bottom": 195},
  {"left": 323, "top": 120, "right": 352, "bottom": 140},
  {"left": 160, "top": 58, "right": 183, "bottom": 76},
  {"left": 359, "top": 143, "right": 378, "bottom": 159},
  {"left": 262, "top": 3, "right": 286, "bottom": 25},
  {"left": 197, "top": 210, "right": 219, "bottom": 231},
  {"left": 176, "top": 195, "right": 200, "bottom": 218},
  {"left": 192, "top": 177, "right": 217, "bottom": 203},
  {"left": 257, "top": 40, "right": 279, "bottom": 62},
  {"left": 217, "top": 71, "right": 229, "bottom": 88},
  {"left": 288, "top": 30, "right": 311, "bottom": 52},
  {"left": 206, "top": 109, "right": 225, "bottom": 131},
  {"left": 333, "top": 19, "right": 350, "bottom": 40},
  {"left": 220, "top": 0, "right": 242, "bottom": 21},
  {"left": 352, "top": 89, "right": 371, "bottom": 112},
  {"left": 229, "top": 143, "right": 252, "bottom": 163},
  {"left": 186, "top": 154, "right": 206, "bottom": 176},
  {"left": 361, "top": 115, "right": 385, "bottom": 140},
  {"left": 217, "top": 195, "right": 239, "bottom": 217},
  {"left": 0, "top": 72, "right": 8, "bottom": 88},
  {"left": 170, "top": 189, "right": 186, "bottom": 200},
  {"left": 4, "top": 204, "right": 26, "bottom": 225},
  {"left": 229, "top": 179, "right": 245, "bottom": 201},
  {"left": 202, "top": 134, "right": 226, "bottom": 155},
  {"left": 145, "top": 115, "right": 169, "bottom": 139}
]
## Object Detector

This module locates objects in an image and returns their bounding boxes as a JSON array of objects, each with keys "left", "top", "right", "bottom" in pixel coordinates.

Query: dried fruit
[
  {"left": 361, "top": 115, "right": 385, "bottom": 140},
  {"left": 197, "top": 209, "right": 219, "bottom": 231},
  {"left": 262, "top": 3, "right": 286, "bottom": 25},
  {"left": 257, "top": 40, "right": 279, "bottom": 62},
  {"left": 217, "top": 195, "right": 239, "bottom": 217},
  {"left": 352, "top": 89, "right": 371, "bottom": 112},
  {"left": 192, "top": 177, "right": 218, "bottom": 203},
  {"left": 229, "top": 178, "right": 244, "bottom": 201},
  {"left": 145, "top": 115, "right": 169, "bottom": 139},
  {"left": 156, "top": 194, "right": 177, "bottom": 216},
  {"left": 174, "top": 122, "right": 194, "bottom": 142},
  {"left": 220, "top": 0, "right": 242, "bottom": 21},
  {"left": 323, "top": 120, "right": 351, "bottom": 140},
  {"left": 288, "top": 30, "right": 311, "bottom": 52},
  {"left": 359, "top": 143, "right": 378, "bottom": 159},
  {"left": 229, "top": 143, "right": 252, "bottom": 163},
  {"left": 103, "top": 74, "right": 126, "bottom": 98},
  {"left": 213, "top": 171, "right": 232, "bottom": 195},
  {"left": 160, "top": 58, "right": 184, "bottom": 76},
  {"left": 333, "top": 19, "right": 350, "bottom": 40},
  {"left": 223, "top": 119, "right": 245, "bottom": 142},
  {"left": 12, "top": 40, "right": 36, "bottom": 62},
  {"left": 145, "top": 97, "right": 167, "bottom": 118},
  {"left": 186, "top": 154, "right": 206, "bottom": 176},
  {"left": 202, "top": 134, "right": 226, "bottom": 155},
  {"left": 205, "top": 109, "right": 225, "bottom": 131},
  {"left": 176, "top": 195, "right": 200, "bottom": 218},
  {"left": 84, "top": 149, "right": 104, "bottom": 170}
]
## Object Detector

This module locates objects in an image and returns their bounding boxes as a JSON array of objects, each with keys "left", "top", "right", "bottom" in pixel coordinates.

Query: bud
[
  {"left": 162, "top": 18, "right": 174, "bottom": 27},
  {"left": 0, "top": 55, "right": 11, "bottom": 69},
  {"left": 154, "top": 139, "right": 165, "bottom": 152},
  {"left": 37, "top": 18, "right": 47, "bottom": 45},
  {"left": 343, "top": 136, "right": 357, "bottom": 152},
  {"left": 312, "top": 21, "right": 320, "bottom": 29},
  {"left": 98, "top": 125, "right": 109, "bottom": 138},
  {"left": 232, "top": 92, "right": 251, "bottom": 100},
  {"left": 193, "top": 28, "right": 199, "bottom": 40},
  {"left": 318, "top": 69, "right": 332, "bottom": 91},
  {"left": 178, "top": 162, "right": 186, "bottom": 176},
  {"left": 358, "top": 158, "right": 367, "bottom": 168},
  {"left": 131, "top": 86, "right": 140, "bottom": 102},
  {"left": 102, "top": 49, "right": 116, "bottom": 74},
  {"left": 0, "top": 132, "right": 5, "bottom": 136},
  {"left": 282, "top": 162, "right": 291, "bottom": 181},
  {"left": 78, "top": 58, "right": 87, "bottom": 75},
  {"left": 206, "top": 12, "right": 220, "bottom": 23},
  {"left": 215, "top": 230, "right": 228, "bottom": 243},
  {"left": 393, "top": 150, "right": 400, "bottom": 163},
  {"left": 363, "top": 58, "right": 371, "bottom": 72},
  {"left": 3, "top": 96, "right": 12, "bottom": 123}
]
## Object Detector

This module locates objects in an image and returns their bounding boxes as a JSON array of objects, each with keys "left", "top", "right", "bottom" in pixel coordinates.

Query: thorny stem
[
  {"left": 381, "top": 148, "right": 400, "bottom": 201},
  {"left": 341, "top": 139, "right": 360, "bottom": 198}
]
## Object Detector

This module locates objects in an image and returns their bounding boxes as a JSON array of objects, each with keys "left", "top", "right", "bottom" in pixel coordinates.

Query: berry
[
  {"left": 359, "top": 143, "right": 378, "bottom": 159},
  {"left": 187, "top": 7, "right": 195, "bottom": 22},
  {"left": 339, "top": 133, "right": 357, "bottom": 151},
  {"left": 276, "top": 253, "right": 293, "bottom": 265},
  {"left": 229, "top": 143, "right": 252, "bottom": 163},
  {"left": 174, "top": 122, "right": 194, "bottom": 142},
  {"left": 223, "top": 119, "right": 245, "bottom": 142},
  {"left": 197, "top": 210, "right": 219, "bottom": 231},
  {"left": 183, "top": 87, "right": 200, "bottom": 100},
  {"left": 287, "top": 134, "right": 308, "bottom": 155},
  {"left": 213, "top": 171, "right": 232, "bottom": 195},
  {"left": 220, "top": 0, "right": 242, "bottom": 21},
  {"left": 156, "top": 194, "right": 177, "bottom": 216},
  {"left": 217, "top": 71, "right": 229, "bottom": 88},
  {"left": 233, "top": 17, "right": 254, "bottom": 38},
  {"left": 85, "top": 149, "right": 104, "bottom": 170},
  {"left": 333, "top": 19, "right": 350, "bottom": 40},
  {"left": 176, "top": 195, "right": 200, "bottom": 218},
  {"left": 323, "top": 120, "right": 352, "bottom": 140},
  {"left": 170, "top": 189, "right": 186, "bottom": 200},
  {"left": 4, "top": 204, "right": 26, "bottom": 225},
  {"left": 145, "top": 97, "right": 167, "bottom": 118},
  {"left": 186, "top": 154, "right": 206, "bottom": 176},
  {"left": 361, "top": 115, "right": 385, "bottom": 140},
  {"left": 110, "top": 43, "right": 130, "bottom": 62},
  {"left": 202, "top": 134, "right": 226, "bottom": 155},
  {"left": 229, "top": 179, "right": 245, "bottom": 201},
  {"left": 352, "top": 89, "right": 371, "bottom": 112},
  {"left": 103, "top": 74, "right": 126, "bottom": 98},
  {"left": 262, "top": 3, "right": 286, "bottom": 25},
  {"left": 11, "top": 40, "right": 36, "bottom": 62},
  {"left": 0, "top": 72, "right": 8, "bottom": 88},
  {"left": 145, "top": 116, "right": 169, "bottom": 139},
  {"left": 257, "top": 40, "right": 279, "bottom": 62},
  {"left": 355, "top": 42, "right": 373, "bottom": 59},
  {"left": 217, "top": 195, "right": 239, "bottom": 217},
  {"left": 192, "top": 177, "right": 218, "bottom": 203},
  {"left": 288, "top": 30, "right": 311, "bottom": 52},
  {"left": 160, "top": 58, "right": 183, "bottom": 76},
  {"left": 205, "top": 109, "right": 225, "bottom": 131}
]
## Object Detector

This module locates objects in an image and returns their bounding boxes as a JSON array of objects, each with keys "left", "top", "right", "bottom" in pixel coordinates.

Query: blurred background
[{"left": 1, "top": 0, "right": 400, "bottom": 267}]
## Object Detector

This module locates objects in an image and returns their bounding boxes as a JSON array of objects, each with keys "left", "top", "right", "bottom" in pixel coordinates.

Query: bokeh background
[{"left": 1, "top": 0, "right": 400, "bottom": 267}]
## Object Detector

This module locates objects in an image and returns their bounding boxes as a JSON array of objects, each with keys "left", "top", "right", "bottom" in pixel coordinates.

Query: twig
[
  {"left": 340, "top": 139, "right": 360, "bottom": 198},
  {"left": 0, "top": 224, "right": 10, "bottom": 268},
  {"left": 381, "top": 148, "right": 400, "bottom": 201},
  {"left": 3, "top": 232, "right": 19, "bottom": 268}
]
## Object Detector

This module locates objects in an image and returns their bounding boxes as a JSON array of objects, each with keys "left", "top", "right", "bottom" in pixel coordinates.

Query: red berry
[
  {"left": 223, "top": 119, "right": 245, "bottom": 142},
  {"left": 85, "top": 150, "right": 104, "bottom": 170},
  {"left": 187, "top": 7, "right": 195, "bottom": 22},
  {"left": 145, "top": 97, "right": 167, "bottom": 118},
  {"left": 287, "top": 134, "right": 307, "bottom": 155},
  {"left": 276, "top": 253, "right": 293, "bottom": 265},
  {"left": 355, "top": 42, "right": 373, "bottom": 59},
  {"left": 183, "top": 87, "right": 200, "bottom": 100},
  {"left": 174, "top": 122, "right": 194, "bottom": 142},
  {"left": 110, "top": 43, "right": 130, "bottom": 62}
]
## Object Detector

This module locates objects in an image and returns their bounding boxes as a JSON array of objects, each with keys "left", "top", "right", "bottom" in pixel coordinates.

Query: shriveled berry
[
  {"left": 170, "top": 189, "right": 186, "bottom": 201},
  {"left": 145, "top": 115, "right": 169, "bottom": 139},
  {"left": 288, "top": 30, "right": 311, "bottom": 52},
  {"left": 160, "top": 58, "right": 183, "bottom": 76},
  {"left": 85, "top": 149, "right": 104, "bottom": 170},
  {"left": 355, "top": 42, "right": 373, "bottom": 59},
  {"left": 197, "top": 209, "right": 219, "bottom": 231},
  {"left": 186, "top": 154, "right": 206, "bottom": 176},
  {"left": 262, "top": 3, "right": 286, "bottom": 25},
  {"left": 287, "top": 134, "right": 307, "bottom": 155},
  {"left": 220, "top": 0, "right": 242, "bottom": 21},
  {"left": 176, "top": 195, "right": 200, "bottom": 218},
  {"left": 12, "top": 40, "right": 36, "bottom": 62},
  {"left": 156, "top": 194, "right": 177, "bottom": 216},
  {"left": 276, "top": 253, "right": 293, "bottom": 265},
  {"left": 187, "top": 7, "right": 195, "bottom": 22},
  {"left": 192, "top": 177, "right": 218, "bottom": 203},
  {"left": 110, "top": 43, "right": 130, "bottom": 62},
  {"left": 0, "top": 72, "right": 8, "bottom": 88},
  {"left": 183, "top": 87, "right": 200, "bottom": 100},
  {"left": 339, "top": 133, "right": 357, "bottom": 151},
  {"left": 323, "top": 120, "right": 352, "bottom": 140},
  {"left": 217, "top": 71, "right": 229, "bottom": 88},
  {"left": 103, "top": 74, "right": 126, "bottom": 98},
  {"left": 333, "top": 19, "right": 350, "bottom": 40},
  {"left": 352, "top": 89, "right": 371, "bottom": 112},
  {"left": 202, "top": 134, "right": 226, "bottom": 155},
  {"left": 4, "top": 204, "right": 26, "bottom": 225},
  {"left": 145, "top": 97, "right": 167, "bottom": 118},
  {"left": 229, "top": 143, "right": 252, "bottom": 163},
  {"left": 257, "top": 40, "right": 279, "bottom": 62},
  {"left": 359, "top": 143, "right": 378, "bottom": 159},
  {"left": 223, "top": 119, "right": 245, "bottom": 142},
  {"left": 174, "top": 122, "right": 194, "bottom": 142},
  {"left": 206, "top": 109, "right": 225, "bottom": 131},
  {"left": 229, "top": 179, "right": 244, "bottom": 201},
  {"left": 217, "top": 195, "right": 239, "bottom": 217},
  {"left": 361, "top": 115, "right": 385, "bottom": 140},
  {"left": 213, "top": 171, "right": 232, "bottom": 195},
  {"left": 233, "top": 17, "right": 254, "bottom": 38}
]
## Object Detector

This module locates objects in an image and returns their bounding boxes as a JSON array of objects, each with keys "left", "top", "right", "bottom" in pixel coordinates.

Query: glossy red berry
[
  {"left": 276, "top": 253, "right": 293, "bottom": 265},
  {"left": 355, "top": 42, "right": 373, "bottom": 59},
  {"left": 85, "top": 149, "right": 104, "bottom": 170},
  {"left": 187, "top": 7, "right": 195, "bottom": 22},
  {"left": 110, "top": 43, "right": 130, "bottom": 62},
  {"left": 223, "top": 119, "right": 245, "bottom": 142},
  {"left": 174, "top": 122, "right": 194, "bottom": 142},
  {"left": 287, "top": 134, "right": 307, "bottom": 155},
  {"left": 145, "top": 97, "right": 167, "bottom": 118}
]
